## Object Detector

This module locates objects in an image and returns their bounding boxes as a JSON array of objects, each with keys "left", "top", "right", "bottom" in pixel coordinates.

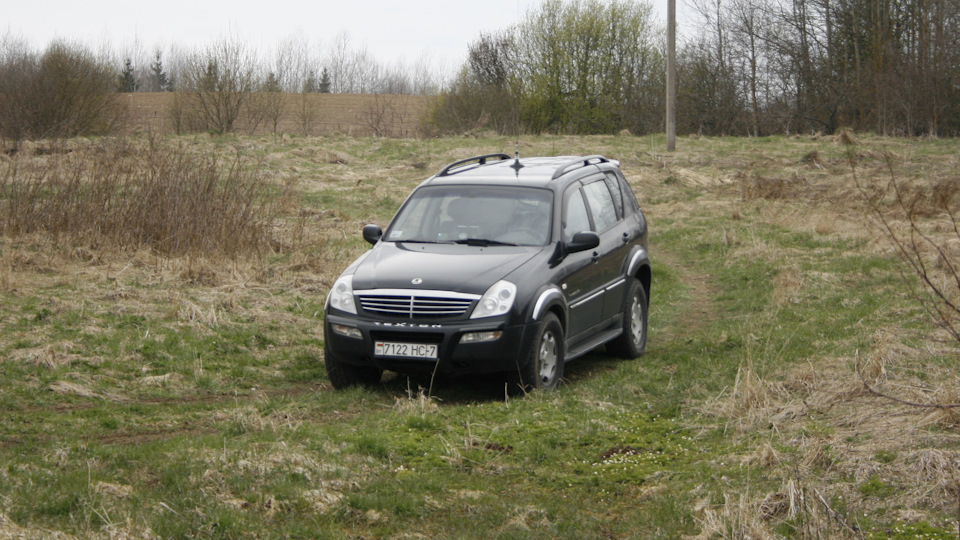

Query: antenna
[
  {"left": 510, "top": 140, "right": 524, "bottom": 175},
  {"left": 511, "top": 19, "right": 523, "bottom": 177}
]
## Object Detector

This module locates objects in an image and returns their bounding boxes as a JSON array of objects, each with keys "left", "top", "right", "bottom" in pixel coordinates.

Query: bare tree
[
  {"left": 361, "top": 94, "right": 411, "bottom": 137},
  {"left": 293, "top": 92, "right": 323, "bottom": 136},
  {"left": 411, "top": 52, "right": 442, "bottom": 95},
  {"left": 727, "top": 0, "right": 767, "bottom": 136},
  {"left": 178, "top": 36, "right": 258, "bottom": 133},
  {"left": 326, "top": 32, "right": 354, "bottom": 94},
  {"left": 324, "top": 32, "right": 388, "bottom": 94},
  {"left": 259, "top": 72, "right": 285, "bottom": 134}
]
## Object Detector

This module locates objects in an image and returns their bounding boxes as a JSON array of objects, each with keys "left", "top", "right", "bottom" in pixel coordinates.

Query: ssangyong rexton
[{"left": 324, "top": 153, "right": 650, "bottom": 392}]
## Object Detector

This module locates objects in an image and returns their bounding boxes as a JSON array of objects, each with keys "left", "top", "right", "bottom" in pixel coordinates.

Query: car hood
[{"left": 351, "top": 241, "right": 543, "bottom": 295}]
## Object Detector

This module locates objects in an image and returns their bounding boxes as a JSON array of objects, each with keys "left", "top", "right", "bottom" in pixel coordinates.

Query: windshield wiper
[
  {"left": 398, "top": 239, "right": 453, "bottom": 244},
  {"left": 453, "top": 238, "right": 518, "bottom": 247}
]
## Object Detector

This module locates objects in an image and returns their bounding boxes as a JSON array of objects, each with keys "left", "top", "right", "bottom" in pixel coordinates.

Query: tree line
[
  {"left": 0, "top": 31, "right": 445, "bottom": 142},
  {"left": 683, "top": 0, "right": 960, "bottom": 136},
  {"left": 430, "top": 0, "right": 960, "bottom": 137},
  {"left": 4, "top": 0, "right": 960, "bottom": 142}
]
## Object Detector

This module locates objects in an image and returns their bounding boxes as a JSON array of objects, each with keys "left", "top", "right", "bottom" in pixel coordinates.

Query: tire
[
  {"left": 324, "top": 341, "right": 383, "bottom": 389},
  {"left": 607, "top": 278, "right": 648, "bottom": 359},
  {"left": 508, "top": 312, "right": 564, "bottom": 394}
]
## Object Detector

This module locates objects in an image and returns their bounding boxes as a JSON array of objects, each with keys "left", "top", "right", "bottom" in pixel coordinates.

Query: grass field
[{"left": 2, "top": 133, "right": 960, "bottom": 538}]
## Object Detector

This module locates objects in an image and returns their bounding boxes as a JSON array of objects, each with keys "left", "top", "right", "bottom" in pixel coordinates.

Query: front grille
[{"left": 356, "top": 289, "right": 478, "bottom": 319}]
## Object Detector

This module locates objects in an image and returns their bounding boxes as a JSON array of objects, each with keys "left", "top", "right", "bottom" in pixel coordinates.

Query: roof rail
[
  {"left": 437, "top": 153, "right": 512, "bottom": 177},
  {"left": 551, "top": 155, "right": 610, "bottom": 180}
]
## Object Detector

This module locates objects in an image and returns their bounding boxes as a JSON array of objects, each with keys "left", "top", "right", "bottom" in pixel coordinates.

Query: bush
[{"left": 0, "top": 40, "right": 121, "bottom": 143}]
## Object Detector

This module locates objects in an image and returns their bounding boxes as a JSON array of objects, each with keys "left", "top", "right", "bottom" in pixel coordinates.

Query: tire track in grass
[
  {"left": 0, "top": 380, "right": 349, "bottom": 449},
  {"left": 650, "top": 243, "right": 721, "bottom": 342}
]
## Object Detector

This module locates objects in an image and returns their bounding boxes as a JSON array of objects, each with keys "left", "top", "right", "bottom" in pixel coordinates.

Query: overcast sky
[{"left": 3, "top": 0, "right": 671, "bottom": 70}]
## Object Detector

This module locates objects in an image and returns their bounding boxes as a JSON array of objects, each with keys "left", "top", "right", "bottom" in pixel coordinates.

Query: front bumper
[{"left": 323, "top": 312, "right": 538, "bottom": 375}]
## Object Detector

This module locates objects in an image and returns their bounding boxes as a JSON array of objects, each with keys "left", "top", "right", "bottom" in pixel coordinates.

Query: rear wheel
[
  {"left": 324, "top": 341, "right": 383, "bottom": 389},
  {"left": 509, "top": 313, "right": 564, "bottom": 394},
  {"left": 607, "top": 278, "right": 648, "bottom": 359}
]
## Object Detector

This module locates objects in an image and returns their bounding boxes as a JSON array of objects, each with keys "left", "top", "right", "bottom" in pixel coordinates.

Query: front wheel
[
  {"left": 509, "top": 313, "right": 564, "bottom": 394},
  {"left": 324, "top": 341, "right": 383, "bottom": 389},
  {"left": 607, "top": 278, "right": 648, "bottom": 359}
]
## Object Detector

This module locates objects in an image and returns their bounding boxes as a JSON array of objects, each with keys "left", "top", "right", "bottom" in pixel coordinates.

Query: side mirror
[
  {"left": 362, "top": 224, "right": 383, "bottom": 245},
  {"left": 567, "top": 231, "right": 600, "bottom": 253}
]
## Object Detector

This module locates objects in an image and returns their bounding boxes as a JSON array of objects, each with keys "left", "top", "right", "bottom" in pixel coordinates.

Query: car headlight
[
  {"left": 327, "top": 275, "right": 357, "bottom": 315},
  {"left": 470, "top": 280, "right": 516, "bottom": 319}
]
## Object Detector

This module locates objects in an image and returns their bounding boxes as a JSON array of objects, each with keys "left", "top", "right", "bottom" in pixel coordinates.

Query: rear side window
[
  {"left": 582, "top": 180, "right": 618, "bottom": 232},
  {"left": 603, "top": 172, "right": 624, "bottom": 217},
  {"left": 610, "top": 170, "right": 640, "bottom": 212},
  {"left": 563, "top": 189, "right": 591, "bottom": 242}
]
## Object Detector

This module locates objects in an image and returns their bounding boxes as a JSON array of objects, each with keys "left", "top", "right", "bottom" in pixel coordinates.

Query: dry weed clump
[
  {"left": 924, "top": 384, "right": 960, "bottom": 427},
  {"left": 740, "top": 173, "right": 806, "bottom": 201},
  {"left": 0, "top": 136, "right": 283, "bottom": 258},
  {"left": 10, "top": 345, "right": 78, "bottom": 369},
  {"left": 138, "top": 373, "right": 184, "bottom": 388},
  {"left": 0, "top": 259, "right": 12, "bottom": 293},
  {"left": 689, "top": 492, "right": 778, "bottom": 540},
  {"left": 48, "top": 379, "right": 130, "bottom": 402},
  {"left": 213, "top": 405, "right": 306, "bottom": 434},
  {"left": 94, "top": 481, "right": 134, "bottom": 499},
  {"left": 905, "top": 449, "right": 960, "bottom": 506},
  {"left": 393, "top": 384, "right": 440, "bottom": 414},
  {"left": 859, "top": 330, "right": 960, "bottom": 429},
  {"left": 741, "top": 443, "right": 781, "bottom": 468},
  {"left": 861, "top": 330, "right": 899, "bottom": 385},
  {"left": 773, "top": 266, "right": 805, "bottom": 306},
  {"left": 0, "top": 512, "right": 73, "bottom": 539},
  {"left": 706, "top": 364, "right": 800, "bottom": 432}
]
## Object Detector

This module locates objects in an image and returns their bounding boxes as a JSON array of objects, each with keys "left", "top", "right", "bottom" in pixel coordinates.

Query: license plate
[{"left": 374, "top": 341, "right": 438, "bottom": 359}]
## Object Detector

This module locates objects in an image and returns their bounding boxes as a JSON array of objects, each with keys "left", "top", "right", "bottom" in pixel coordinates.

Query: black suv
[{"left": 324, "top": 153, "right": 650, "bottom": 392}]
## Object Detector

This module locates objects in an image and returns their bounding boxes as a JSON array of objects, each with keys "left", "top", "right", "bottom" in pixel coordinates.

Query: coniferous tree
[
  {"left": 118, "top": 57, "right": 138, "bottom": 92},
  {"left": 319, "top": 68, "right": 331, "bottom": 93},
  {"left": 303, "top": 70, "right": 319, "bottom": 93},
  {"left": 150, "top": 51, "right": 169, "bottom": 91},
  {"left": 263, "top": 72, "right": 281, "bottom": 92}
]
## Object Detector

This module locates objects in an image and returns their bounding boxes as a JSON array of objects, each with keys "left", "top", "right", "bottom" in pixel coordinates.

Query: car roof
[{"left": 421, "top": 154, "right": 620, "bottom": 189}]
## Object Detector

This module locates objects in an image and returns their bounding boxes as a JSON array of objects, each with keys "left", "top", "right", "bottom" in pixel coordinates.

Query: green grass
[{"left": 1, "top": 133, "right": 959, "bottom": 537}]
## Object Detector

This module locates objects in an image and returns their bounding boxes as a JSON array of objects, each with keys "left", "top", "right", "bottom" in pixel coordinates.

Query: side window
[
  {"left": 610, "top": 169, "right": 640, "bottom": 212},
  {"left": 582, "top": 180, "right": 618, "bottom": 232},
  {"left": 563, "top": 188, "right": 591, "bottom": 242},
  {"left": 603, "top": 172, "right": 624, "bottom": 218}
]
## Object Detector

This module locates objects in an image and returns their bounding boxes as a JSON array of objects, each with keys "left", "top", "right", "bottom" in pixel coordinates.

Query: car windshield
[{"left": 384, "top": 185, "right": 553, "bottom": 246}]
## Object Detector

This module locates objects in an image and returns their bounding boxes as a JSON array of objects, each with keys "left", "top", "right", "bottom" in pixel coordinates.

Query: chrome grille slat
[{"left": 357, "top": 290, "right": 477, "bottom": 318}]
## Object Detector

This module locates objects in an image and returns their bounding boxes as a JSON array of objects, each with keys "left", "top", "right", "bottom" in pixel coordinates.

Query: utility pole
[{"left": 666, "top": 0, "right": 677, "bottom": 151}]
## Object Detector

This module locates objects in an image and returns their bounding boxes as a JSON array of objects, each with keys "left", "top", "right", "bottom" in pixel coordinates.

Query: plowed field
[{"left": 119, "top": 92, "right": 431, "bottom": 137}]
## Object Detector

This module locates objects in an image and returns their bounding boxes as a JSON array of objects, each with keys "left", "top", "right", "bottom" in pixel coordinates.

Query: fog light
[
  {"left": 331, "top": 324, "right": 362, "bottom": 339},
  {"left": 460, "top": 331, "right": 503, "bottom": 344}
]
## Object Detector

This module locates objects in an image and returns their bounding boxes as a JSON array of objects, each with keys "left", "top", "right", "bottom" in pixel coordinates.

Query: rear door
[{"left": 581, "top": 175, "right": 630, "bottom": 321}]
